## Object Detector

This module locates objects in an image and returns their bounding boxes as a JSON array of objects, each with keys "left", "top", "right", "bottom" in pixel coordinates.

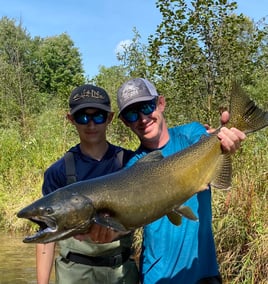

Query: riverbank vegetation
[{"left": 0, "top": 1, "right": 267, "bottom": 283}]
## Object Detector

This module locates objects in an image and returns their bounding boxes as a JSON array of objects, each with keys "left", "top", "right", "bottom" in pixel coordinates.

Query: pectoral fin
[
  {"left": 167, "top": 205, "right": 198, "bottom": 225},
  {"left": 167, "top": 211, "right": 182, "bottom": 226},
  {"left": 93, "top": 215, "right": 129, "bottom": 232}
]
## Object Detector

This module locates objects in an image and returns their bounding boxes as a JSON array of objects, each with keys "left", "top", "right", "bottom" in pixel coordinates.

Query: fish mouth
[
  {"left": 23, "top": 215, "right": 91, "bottom": 243},
  {"left": 23, "top": 216, "right": 58, "bottom": 243}
]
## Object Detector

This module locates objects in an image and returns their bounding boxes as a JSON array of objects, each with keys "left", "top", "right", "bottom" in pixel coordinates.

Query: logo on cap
[{"left": 72, "top": 89, "right": 105, "bottom": 102}]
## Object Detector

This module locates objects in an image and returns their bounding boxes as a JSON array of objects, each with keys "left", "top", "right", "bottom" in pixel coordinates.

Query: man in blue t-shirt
[
  {"left": 116, "top": 78, "right": 246, "bottom": 284},
  {"left": 36, "top": 84, "right": 139, "bottom": 284}
]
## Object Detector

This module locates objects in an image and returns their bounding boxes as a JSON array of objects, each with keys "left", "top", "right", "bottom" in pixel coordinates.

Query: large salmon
[{"left": 17, "top": 83, "right": 268, "bottom": 243}]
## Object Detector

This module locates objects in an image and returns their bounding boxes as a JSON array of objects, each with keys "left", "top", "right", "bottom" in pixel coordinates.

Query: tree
[
  {"left": 34, "top": 33, "right": 85, "bottom": 105},
  {"left": 147, "top": 0, "right": 268, "bottom": 124},
  {"left": 0, "top": 17, "right": 85, "bottom": 129},
  {"left": 116, "top": 28, "right": 150, "bottom": 78},
  {"left": 0, "top": 17, "right": 37, "bottom": 128}
]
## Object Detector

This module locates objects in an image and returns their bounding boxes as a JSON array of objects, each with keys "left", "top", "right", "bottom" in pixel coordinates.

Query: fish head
[{"left": 17, "top": 190, "right": 95, "bottom": 243}]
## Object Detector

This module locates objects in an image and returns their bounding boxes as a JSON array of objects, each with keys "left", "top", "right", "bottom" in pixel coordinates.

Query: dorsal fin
[{"left": 137, "top": 150, "right": 164, "bottom": 163}]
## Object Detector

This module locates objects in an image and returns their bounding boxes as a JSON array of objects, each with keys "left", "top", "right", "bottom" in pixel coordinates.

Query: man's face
[{"left": 121, "top": 96, "right": 166, "bottom": 144}]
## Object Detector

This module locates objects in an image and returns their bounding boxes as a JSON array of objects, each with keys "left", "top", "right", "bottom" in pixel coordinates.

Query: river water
[{"left": 0, "top": 233, "right": 55, "bottom": 284}]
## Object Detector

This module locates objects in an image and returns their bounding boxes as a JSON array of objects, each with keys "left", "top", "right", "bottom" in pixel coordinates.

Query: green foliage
[
  {"left": 34, "top": 33, "right": 85, "bottom": 102},
  {"left": 0, "top": 17, "right": 33, "bottom": 66},
  {"left": 0, "top": 108, "right": 78, "bottom": 230},
  {"left": 0, "top": 17, "right": 39, "bottom": 127},
  {"left": 116, "top": 28, "right": 150, "bottom": 78},
  {"left": 0, "top": 16, "right": 85, "bottom": 129},
  {"left": 147, "top": 0, "right": 268, "bottom": 125},
  {"left": 91, "top": 65, "right": 127, "bottom": 112}
]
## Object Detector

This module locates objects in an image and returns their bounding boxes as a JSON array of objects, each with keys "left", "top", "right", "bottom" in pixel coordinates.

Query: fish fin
[
  {"left": 93, "top": 215, "right": 128, "bottom": 232},
  {"left": 228, "top": 83, "right": 268, "bottom": 134},
  {"left": 137, "top": 150, "right": 164, "bottom": 163},
  {"left": 174, "top": 205, "right": 198, "bottom": 221},
  {"left": 167, "top": 205, "right": 198, "bottom": 225},
  {"left": 167, "top": 211, "right": 182, "bottom": 226},
  {"left": 211, "top": 153, "right": 232, "bottom": 190}
]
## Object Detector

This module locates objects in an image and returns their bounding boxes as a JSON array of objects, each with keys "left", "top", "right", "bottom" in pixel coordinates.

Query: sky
[{"left": 0, "top": 0, "right": 267, "bottom": 78}]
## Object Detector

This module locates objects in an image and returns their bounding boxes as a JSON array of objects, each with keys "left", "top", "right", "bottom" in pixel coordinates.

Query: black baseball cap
[{"left": 69, "top": 84, "right": 111, "bottom": 115}]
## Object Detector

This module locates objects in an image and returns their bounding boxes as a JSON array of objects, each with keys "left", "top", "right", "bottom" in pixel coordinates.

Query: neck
[{"left": 79, "top": 140, "right": 109, "bottom": 161}]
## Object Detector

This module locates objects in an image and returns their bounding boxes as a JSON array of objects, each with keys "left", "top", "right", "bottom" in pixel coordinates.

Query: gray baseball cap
[
  {"left": 69, "top": 84, "right": 111, "bottom": 115},
  {"left": 117, "top": 78, "right": 158, "bottom": 115}
]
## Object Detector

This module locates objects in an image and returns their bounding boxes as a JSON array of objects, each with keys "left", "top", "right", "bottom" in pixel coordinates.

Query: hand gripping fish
[{"left": 17, "top": 83, "right": 268, "bottom": 243}]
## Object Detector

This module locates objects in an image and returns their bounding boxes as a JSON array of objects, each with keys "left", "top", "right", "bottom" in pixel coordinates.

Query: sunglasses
[
  {"left": 121, "top": 99, "right": 157, "bottom": 123},
  {"left": 73, "top": 111, "right": 108, "bottom": 125}
]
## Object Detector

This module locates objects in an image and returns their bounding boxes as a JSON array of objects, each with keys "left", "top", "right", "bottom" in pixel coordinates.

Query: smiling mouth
[
  {"left": 85, "top": 131, "right": 98, "bottom": 135},
  {"left": 139, "top": 121, "right": 154, "bottom": 132}
]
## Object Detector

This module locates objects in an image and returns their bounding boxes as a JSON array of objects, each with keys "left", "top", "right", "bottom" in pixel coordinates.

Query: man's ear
[
  {"left": 66, "top": 113, "right": 75, "bottom": 124},
  {"left": 157, "top": 96, "right": 166, "bottom": 112}
]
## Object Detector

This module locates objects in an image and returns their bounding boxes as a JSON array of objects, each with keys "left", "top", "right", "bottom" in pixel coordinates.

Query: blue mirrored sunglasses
[
  {"left": 121, "top": 99, "right": 157, "bottom": 123},
  {"left": 73, "top": 111, "right": 108, "bottom": 125}
]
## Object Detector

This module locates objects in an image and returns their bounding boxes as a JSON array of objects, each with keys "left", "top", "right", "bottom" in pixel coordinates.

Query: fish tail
[
  {"left": 211, "top": 84, "right": 267, "bottom": 190},
  {"left": 227, "top": 83, "right": 268, "bottom": 134}
]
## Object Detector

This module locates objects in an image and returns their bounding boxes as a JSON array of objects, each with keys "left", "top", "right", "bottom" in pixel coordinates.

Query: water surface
[{"left": 0, "top": 233, "right": 55, "bottom": 284}]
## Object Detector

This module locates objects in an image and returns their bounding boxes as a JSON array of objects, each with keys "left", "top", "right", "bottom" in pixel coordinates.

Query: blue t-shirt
[
  {"left": 126, "top": 122, "right": 219, "bottom": 284},
  {"left": 42, "top": 143, "right": 134, "bottom": 195}
]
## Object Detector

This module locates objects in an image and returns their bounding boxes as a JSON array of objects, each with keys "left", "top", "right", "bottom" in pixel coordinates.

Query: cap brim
[{"left": 70, "top": 103, "right": 111, "bottom": 115}]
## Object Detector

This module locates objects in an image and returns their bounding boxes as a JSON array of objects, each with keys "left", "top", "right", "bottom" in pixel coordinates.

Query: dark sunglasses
[
  {"left": 121, "top": 99, "right": 157, "bottom": 123},
  {"left": 73, "top": 111, "right": 108, "bottom": 125}
]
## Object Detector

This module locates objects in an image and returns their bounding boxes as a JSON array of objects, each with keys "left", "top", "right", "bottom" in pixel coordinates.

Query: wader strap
[
  {"left": 64, "top": 149, "right": 124, "bottom": 185},
  {"left": 64, "top": 151, "right": 77, "bottom": 185},
  {"left": 63, "top": 248, "right": 131, "bottom": 267}
]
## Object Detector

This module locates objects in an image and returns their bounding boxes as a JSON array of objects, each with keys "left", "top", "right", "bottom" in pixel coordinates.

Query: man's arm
[{"left": 36, "top": 242, "right": 55, "bottom": 284}]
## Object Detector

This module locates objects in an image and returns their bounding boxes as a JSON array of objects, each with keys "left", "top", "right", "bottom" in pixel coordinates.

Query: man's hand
[
  {"left": 218, "top": 127, "right": 246, "bottom": 154},
  {"left": 205, "top": 111, "right": 246, "bottom": 154},
  {"left": 74, "top": 223, "right": 122, "bottom": 243},
  {"left": 205, "top": 110, "right": 230, "bottom": 134}
]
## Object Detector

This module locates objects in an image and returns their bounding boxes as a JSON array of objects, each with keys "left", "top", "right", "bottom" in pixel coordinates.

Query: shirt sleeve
[
  {"left": 179, "top": 121, "right": 209, "bottom": 145},
  {"left": 42, "top": 157, "right": 66, "bottom": 196}
]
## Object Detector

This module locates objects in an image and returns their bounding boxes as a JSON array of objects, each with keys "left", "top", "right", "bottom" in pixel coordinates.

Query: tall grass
[
  {"left": 213, "top": 130, "right": 267, "bottom": 283},
  {"left": 0, "top": 109, "right": 267, "bottom": 283},
  {"left": 0, "top": 109, "right": 77, "bottom": 230}
]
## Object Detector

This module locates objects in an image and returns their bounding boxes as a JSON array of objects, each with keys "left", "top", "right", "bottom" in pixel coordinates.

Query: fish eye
[{"left": 45, "top": 207, "right": 54, "bottom": 214}]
